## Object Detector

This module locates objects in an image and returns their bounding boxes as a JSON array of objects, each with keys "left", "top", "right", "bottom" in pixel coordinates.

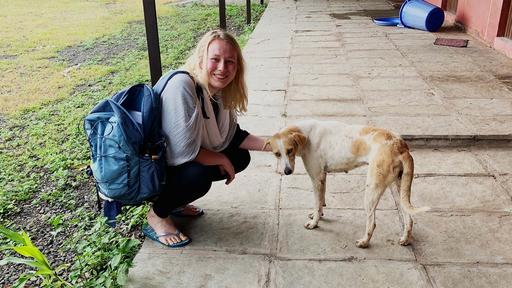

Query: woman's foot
[
  {"left": 170, "top": 204, "right": 204, "bottom": 217},
  {"left": 147, "top": 207, "right": 189, "bottom": 246}
]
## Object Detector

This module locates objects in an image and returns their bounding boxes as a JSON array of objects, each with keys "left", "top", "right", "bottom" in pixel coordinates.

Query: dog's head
[{"left": 264, "top": 126, "right": 307, "bottom": 175}]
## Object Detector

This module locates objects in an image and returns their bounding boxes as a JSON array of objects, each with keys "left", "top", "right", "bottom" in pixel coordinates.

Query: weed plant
[{"left": 0, "top": 2, "right": 266, "bottom": 287}]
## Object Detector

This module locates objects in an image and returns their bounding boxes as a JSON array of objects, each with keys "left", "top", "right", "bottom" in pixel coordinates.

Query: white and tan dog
[{"left": 265, "top": 119, "right": 429, "bottom": 248}]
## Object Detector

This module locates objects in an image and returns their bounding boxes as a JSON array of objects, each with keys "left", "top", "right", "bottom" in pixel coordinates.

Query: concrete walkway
[{"left": 127, "top": 0, "right": 512, "bottom": 287}]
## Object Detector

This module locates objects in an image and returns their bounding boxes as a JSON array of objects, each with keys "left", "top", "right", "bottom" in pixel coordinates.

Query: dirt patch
[
  {"left": 56, "top": 20, "right": 146, "bottom": 67},
  {"left": 0, "top": 170, "right": 95, "bottom": 286},
  {"left": 0, "top": 167, "right": 131, "bottom": 286},
  {"left": 0, "top": 54, "right": 17, "bottom": 60}
]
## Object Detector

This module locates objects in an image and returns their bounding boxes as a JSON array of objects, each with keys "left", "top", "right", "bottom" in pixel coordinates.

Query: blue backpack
[{"left": 84, "top": 70, "right": 199, "bottom": 224}]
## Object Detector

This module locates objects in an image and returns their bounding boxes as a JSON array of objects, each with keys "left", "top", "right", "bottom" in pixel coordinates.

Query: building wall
[{"left": 426, "top": 0, "right": 512, "bottom": 58}]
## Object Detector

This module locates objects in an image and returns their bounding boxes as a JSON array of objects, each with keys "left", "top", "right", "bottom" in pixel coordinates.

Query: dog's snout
[{"left": 284, "top": 167, "right": 293, "bottom": 175}]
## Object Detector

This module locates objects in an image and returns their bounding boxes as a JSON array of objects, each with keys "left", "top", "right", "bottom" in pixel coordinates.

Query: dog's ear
[{"left": 290, "top": 131, "right": 307, "bottom": 149}]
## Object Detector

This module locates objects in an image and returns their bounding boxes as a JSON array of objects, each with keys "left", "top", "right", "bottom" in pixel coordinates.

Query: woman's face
[{"left": 206, "top": 39, "right": 238, "bottom": 94}]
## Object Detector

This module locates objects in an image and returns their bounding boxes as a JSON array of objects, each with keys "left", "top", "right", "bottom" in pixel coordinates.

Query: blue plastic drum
[{"left": 399, "top": 0, "right": 445, "bottom": 32}]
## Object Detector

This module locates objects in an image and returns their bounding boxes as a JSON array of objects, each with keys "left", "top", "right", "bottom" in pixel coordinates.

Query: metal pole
[
  {"left": 246, "top": 0, "right": 251, "bottom": 25},
  {"left": 142, "top": 0, "right": 162, "bottom": 86},
  {"left": 219, "top": 0, "right": 226, "bottom": 30}
]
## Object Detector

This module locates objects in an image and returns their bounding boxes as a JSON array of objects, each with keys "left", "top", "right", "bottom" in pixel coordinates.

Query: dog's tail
[{"left": 398, "top": 151, "right": 430, "bottom": 214}]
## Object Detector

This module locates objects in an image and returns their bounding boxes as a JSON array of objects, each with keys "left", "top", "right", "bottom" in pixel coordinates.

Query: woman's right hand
[
  {"left": 218, "top": 157, "right": 235, "bottom": 185},
  {"left": 195, "top": 148, "right": 235, "bottom": 184}
]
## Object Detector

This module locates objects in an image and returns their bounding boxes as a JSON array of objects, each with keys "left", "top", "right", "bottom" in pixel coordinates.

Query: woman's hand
[
  {"left": 218, "top": 158, "right": 235, "bottom": 184},
  {"left": 239, "top": 134, "right": 272, "bottom": 151},
  {"left": 194, "top": 148, "right": 235, "bottom": 184}
]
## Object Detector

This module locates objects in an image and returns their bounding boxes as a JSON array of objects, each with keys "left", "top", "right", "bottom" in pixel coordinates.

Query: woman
[{"left": 143, "top": 30, "right": 270, "bottom": 248}]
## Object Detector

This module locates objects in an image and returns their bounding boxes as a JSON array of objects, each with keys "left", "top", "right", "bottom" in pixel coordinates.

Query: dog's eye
[
  {"left": 287, "top": 148, "right": 293, "bottom": 155},
  {"left": 275, "top": 152, "right": 281, "bottom": 158}
]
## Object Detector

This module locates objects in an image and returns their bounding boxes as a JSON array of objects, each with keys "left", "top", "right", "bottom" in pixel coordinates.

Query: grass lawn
[{"left": 0, "top": 1, "right": 266, "bottom": 287}]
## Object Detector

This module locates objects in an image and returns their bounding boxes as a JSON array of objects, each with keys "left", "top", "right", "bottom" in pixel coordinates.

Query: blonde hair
[{"left": 182, "top": 29, "right": 248, "bottom": 113}]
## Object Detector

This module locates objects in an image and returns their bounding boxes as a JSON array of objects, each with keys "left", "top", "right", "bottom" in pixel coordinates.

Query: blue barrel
[{"left": 400, "top": 0, "right": 445, "bottom": 32}]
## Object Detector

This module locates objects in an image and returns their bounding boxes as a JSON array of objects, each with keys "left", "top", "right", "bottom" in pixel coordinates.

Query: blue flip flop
[
  {"left": 142, "top": 223, "right": 191, "bottom": 248},
  {"left": 169, "top": 205, "right": 204, "bottom": 218}
]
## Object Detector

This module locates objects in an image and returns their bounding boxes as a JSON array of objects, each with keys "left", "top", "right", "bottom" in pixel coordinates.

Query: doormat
[{"left": 434, "top": 38, "right": 469, "bottom": 48}]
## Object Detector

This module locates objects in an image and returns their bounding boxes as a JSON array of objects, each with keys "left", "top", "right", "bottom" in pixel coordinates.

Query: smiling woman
[
  {"left": 0, "top": 0, "right": 174, "bottom": 114},
  {"left": 0, "top": 2, "right": 266, "bottom": 286}
]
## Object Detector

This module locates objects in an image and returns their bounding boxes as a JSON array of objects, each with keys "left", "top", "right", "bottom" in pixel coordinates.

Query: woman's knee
[
  {"left": 234, "top": 149, "right": 251, "bottom": 173},
  {"left": 171, "top": 162, "right": 212, "bottom": 195}
]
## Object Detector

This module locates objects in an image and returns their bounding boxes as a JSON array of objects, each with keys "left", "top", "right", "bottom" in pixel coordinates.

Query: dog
[{"left": 265, "top": 119, "right": 429, "bottom": 248}]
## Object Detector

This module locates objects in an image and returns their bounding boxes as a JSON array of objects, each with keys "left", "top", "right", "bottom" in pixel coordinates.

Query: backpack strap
[{"left": 154, "top": 70, "right": 208, "bottom": 119}]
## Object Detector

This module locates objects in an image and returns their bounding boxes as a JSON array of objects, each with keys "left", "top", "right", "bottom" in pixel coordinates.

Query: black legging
[{"left": 152, "top": 127, "right": 250, "bottom": 218}]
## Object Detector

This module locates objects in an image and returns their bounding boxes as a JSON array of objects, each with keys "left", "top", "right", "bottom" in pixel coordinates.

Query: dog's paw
[
  {"left": 308, "top": 212, "right": 324, "bottom": 219},
  {"left": 355, "top": 239, "right": 369, "bottom": 248},
  {"left": 399, "top": 237, "right": 411, "bottom": 246},
  {"left": 304, "top": 220, "right": 318, "bottom": 229}
]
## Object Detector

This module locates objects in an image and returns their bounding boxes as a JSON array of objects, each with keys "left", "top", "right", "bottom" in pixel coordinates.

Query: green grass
[{"left": 0, "top": 2, "right": 266, "bottom": 287}]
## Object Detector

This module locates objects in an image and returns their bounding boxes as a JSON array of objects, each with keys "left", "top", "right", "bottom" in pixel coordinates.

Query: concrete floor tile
[
  {"left": 426, "top": 264, "right": 512, "bottom": 288},
  {"left": 238, "top": 116, "right": 285, "bottom": 136},
  {"left": 194, "top": 171, "right": 280, "bottom": 210},
  {"left": 248, "top": 90, "right": 285, "bottom": 106},
  {"left": 363, "top": 89, "right": 443, "bottom": 105},
  {"left": 352, "top": 66, "right": 421, "bottom": 77},
  {"left": 291, "top": 47, "right": 343, "bottom": 56},
  {"left": 247, "top": 75, "right": 289, "bottom": 90},
  {"left": 432, "top": 80, "right": 512, "bottom": 99},
  {"left": 345, "top": 56, "right": 410, "bottom": 67},
  {"left": 293, "top": 41, "right": 341, "bottom": 49},
  {"left": 278, "top": 210, "right": 416, "bottom": 260},
  {"left": 291, "top": 73, "right": 354, "bottom": 86},
  {"left": 444, "top": 99, "right": 512, "bottom": 117},
  {"left": 172, "top": 209, "right": 278, "bottom": 254},
  {"left": 472, "top": 148, "right": 512, "bottom": 174},
  {"left": 368, "top": 115, "right": 469, "bottom": 136},
  {"left": 460, "top": 116, "right": 512, "bottom": 135},
  {"left": 368, "top": 104, "right": 451, "bottom": 116},
  {"left": 245, "top": 104, "right": 284, "bottom": 118},
  {"left": 291, "top": 54, "right": 346, "bottom": 65},
  {"left": 359, "top": 77, "right": 430, "bottom": 90},
  {"left": 412, "top": 176, "right": 512, "bottom": 211},
  {"left": 290, "top": 64, "right": 352, "bottom": 75},
  {"left": 410, "top": 149, "right": 488, "bottom": 175},
  {"left": 272, "top": 260, "right": 430, "bottom": 288},
  {"left": 247, "top": 152, "right": 279, "bottom": 173},
  {"left": 286, "top": 100, "right": 366, "bottom": 116},
  {"left": 413, "top": 212, "right": 512, "bottom": 263},
  {"left": 497, "top": 176, "right": 512, "bottom": 200},
  {"left": 280, "top": 174, "right": 396, "bottom": 210},
  {"left": 128, "top": 250, "right": 270, "bottom": 288},
  {"left": 287, "top": 85, "right": 362, "bottom": 101}
]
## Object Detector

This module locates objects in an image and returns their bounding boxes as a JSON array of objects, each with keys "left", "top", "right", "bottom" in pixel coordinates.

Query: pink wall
[
  {"left": 425, "top": 0, "right": 506, "bottom": 43},
  {"left": 426, "top": 0, "right": 444, "bottom": 8},
  {"left": 456, "top": 0, "right": 504, "bottom": 43},
  {"left": 426, "top": 0, "right": 512, "bottom": 58}
]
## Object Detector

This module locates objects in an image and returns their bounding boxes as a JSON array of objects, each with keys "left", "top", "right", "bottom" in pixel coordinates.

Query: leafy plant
[{"left": 0, "top": 225, "right": 72, "bottom": 287}]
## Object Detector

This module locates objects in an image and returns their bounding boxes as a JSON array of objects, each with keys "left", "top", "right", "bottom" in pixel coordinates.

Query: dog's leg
[
  {"left": 305, "top": 171, "right": 326, "bottom": 229},
  {"left": 356, "top": 175, "right": 386, "bottom": 248},
  {"left": 394, "top": 180, "right": 413, "bottom": 246}
]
